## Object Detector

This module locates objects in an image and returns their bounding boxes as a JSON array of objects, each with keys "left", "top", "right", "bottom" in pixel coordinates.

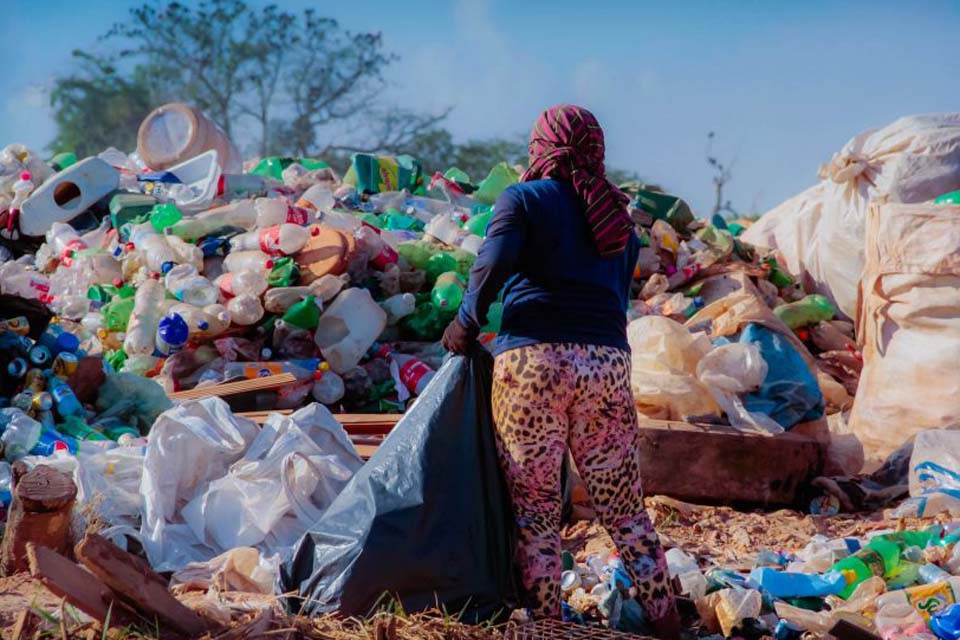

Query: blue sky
[{"left": 2, "top": 0, "right": 959, "bottom": 215}]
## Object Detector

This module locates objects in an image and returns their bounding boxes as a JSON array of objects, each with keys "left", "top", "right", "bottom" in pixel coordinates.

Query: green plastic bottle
[
  {"left": 400, "top": 301, "right": 449, "bottom": 340},
  {"left": 57, "top": 416, "right": 109, "bottom": 442},
  {"left": 282, "top": 295, "right": 321, "bottom": 331},
  {"left": 149, "top": 203, "right": 183, "bottom": 232},
  {"left": 764, "top": 257, "right": 795, "bottom": 289},
  {"left": 102, "top": 297, "right": 136, "bottom": 332},
  {"left": 773, "top": 294, "right": 837, "bottom": 329},
  {"left": 935, "top": 190, "right": 960, "bottom": 205},
  {"left": 426, "top": 252, "right": 458, "bottom": 281},
  {"left": 830, "top": 536, "right": 901, "bottom": 598},
  {"left": 463, "top": 210, "right": 493, "bottom": 237},
  {"left": 431, "top": 272, "right": 467, "bottom": 312},
  {"left": 267, "top": 257, "right": 300, "bottom": 287},
  {"left": 380, "top": 209, "right": 423, "bottom": 232}
]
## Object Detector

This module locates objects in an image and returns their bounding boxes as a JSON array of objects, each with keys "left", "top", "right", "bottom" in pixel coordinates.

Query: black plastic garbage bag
[{"left": 280, "top": 348, "right": 518, "bottom": 620}]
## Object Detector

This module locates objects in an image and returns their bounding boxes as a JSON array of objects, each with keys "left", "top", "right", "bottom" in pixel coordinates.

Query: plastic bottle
[
  {"left": 170, "top": 302, "right": 231, "bottom": 338},
  {"left": 156, "top": 312, "right": 189, "bottom": 355},
  {"left": 10, "top": 172, "right": 34, "bottom": 211},
  {"left": 829, "top": 536, "right": 902, "bottom": 598},
  {"left": 263, "top": 274, "right": 346, "bottom": 314},
  {"left": 102, "top": 296, "right": 136, "bottom": 332},
  {"left": 223, "top": 358, "right": 321, "bottom": 382},
  {"left": 123, "top": 279, "right": 166, "bottom": 356},
  {"left": 38, "top": 324, "right": 80, "bottom": 356},
  {"left": 0, "top": 461, "right": 11, "bottom": 509},
  {"left": 56, "top": 415, "right": 109, "bottom": 442},
  {"left": 312, "top": 368, "right": 345, "bottom": 405},
  {"left": 282, "top": 295, "right": 321, "bottom": 330},
  {"left": 463, "top": 209, "right": 493, "bottom": 237},
  {"left": 226, "top": 293, "right": 263, "bottom": 326},
  {"left": 169, "top": 199, "right": 258, "bottom": 240},
  {"left": 128, "top": 223, "right": 178, "bottom": 274},
  {"left": 390, "top": 353, "right": 437, "bottom": 396},
  {"left": 214, "top": 270, "right": 268, "bottom": 298},
  {"left": 46, "top": 373, "right": 85, "bottom": 418},
  {"left": 296, "top": 185, "right": 335, "bottom": 213},
  {"left": 935, "top": 190, "right": 960, "bottom": 205},
  {"left": 46, "top": 222, "right": 88, "bottom": 267},
  {"left": 773, "top": 294, "right": 837, "bottom": 330},
  {"left": 164, "top": 263, "right": 219, "bottom": 306},
  {"left": 252, "top": 197, "right": 305, "bottom": 227},
  {"left": 223, "top": 250, "right": 273, "bottom": 273},
  {"left": 230, "top": 223, "right": 312, "bottom": 256},
  {"left": 875, "top": 578, "right": 960, "bottom": 621},
  {"left": 931, "top": 603, "right": 960, "bottom": 640},
  {"left": 432, "top": 271, "right": 467, "bottom": 311},
  {"left": 0, "top": 409, "right": 43, "bottom": 461},
  {"left": 749, "top": 567, "right": 846, "bottom": 597},
  {"left": 0, "top": 262, "right": 50, "bottom": 300},
  {"left": 426, "top": 252, "right": 458, "bottom": 281},
  {"left": 356, "top": 226, "right": 398, "bottom": 270},
  {"left": 921, "top": 564, "right": 953, "bottom": 584},
  {"left": 149, "top": 203, "right": 183, "bottom": 232},
  {"left": 380, "top": 293, "right": 416, "bottom": 325}
]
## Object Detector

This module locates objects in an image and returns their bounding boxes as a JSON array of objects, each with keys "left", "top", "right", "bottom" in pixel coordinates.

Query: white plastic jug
[
  {"left": 314, "top": 288, "right": 386, "bottom": 373},
  {"left": 19, "top": 158, "right": 120, "bottom": 236}
]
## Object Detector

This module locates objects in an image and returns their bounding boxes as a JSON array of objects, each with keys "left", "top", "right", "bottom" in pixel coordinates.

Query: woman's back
[{"left": 459, "top": 178, "right": 640, "bottom": 355}]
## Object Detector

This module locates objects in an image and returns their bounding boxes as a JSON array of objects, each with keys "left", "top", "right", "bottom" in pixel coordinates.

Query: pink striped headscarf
[{"left": 521, "top": 105, "right": 633, "bottom": 256}]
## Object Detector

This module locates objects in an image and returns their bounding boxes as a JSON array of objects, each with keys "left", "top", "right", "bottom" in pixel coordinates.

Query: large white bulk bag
[
  {"left": 850, "top": 202, "right": 960, "bottom": 464},
  {"left": 743, "top": 113, "right": 960, "bottom": 320}
]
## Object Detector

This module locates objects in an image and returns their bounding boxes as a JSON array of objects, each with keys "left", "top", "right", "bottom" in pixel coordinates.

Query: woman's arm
[{"left": 457, "top": 189, "right": 527, "bottom": 337}]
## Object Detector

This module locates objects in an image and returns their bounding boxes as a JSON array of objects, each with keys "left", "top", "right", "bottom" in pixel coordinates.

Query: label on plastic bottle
[
  {"left": 857, "top": 547, "right": 886, "bottom": 578},
  {"left": 242, "top": 363, "right": 284, "bottom": 378},
  {"left": 286, "top": 206, "right": 309, "bottom": 225},
  {"left": 259, "top": 226, "right": 282, "bottom": 254},
  {"left": 907, "top": 582, "right": 957, "bottom": 620},
  {"left": 371, "top": 244, "right": 399, "bottom": 270},
  {"left": 60, "top": 239, "right": 88, "bottom": 267},
  {"left": 399, "top": 358, "right": 432, "bottom": 394}
]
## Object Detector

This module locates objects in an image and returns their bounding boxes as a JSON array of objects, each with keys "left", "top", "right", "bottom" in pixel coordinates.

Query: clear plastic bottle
[
  {"left": 123, "top": 279, "right": 166, "bottom": 355},
  {"left": 263, "top": 274, "right": 347, "bottom": 313},
  {"left": 222, "top": 250, "right": 273, "bottom": 273},
  {"left": 230, "top": 223, "right": 313, "bottom": 256},
  {"left": 169, "top": 302, "right": 231, "bottom": 338},
  {"left": 215, "top": 270, "right": 268, "bottom": 297},
  {"left": 10, "top": 172, "right": 34, "bottom": 211},
  {"left": 380, "top": 293, "right": 416, "bottom": 325},
  {"left": 164, "top": 263, "right": 219, "bottom": 306},
  {"left": 297, "top": 185, "right": 335, "bottom": 213},
  {"left": 0, "top": 260, "right": 50, "bottom": 300},
  {"left": 312, "top": 369, "right": 345, "bottom": 404},
  {"left": 169, "top": 199, "right": 258, "bottom": 240},
  {"left": 128, "top": 223, "right": 178, "bottom": 274},
  {"left": 254, "top": 197, "right": 311, "bottom": 227},
  {"left": 0, "top": 408, "right": 43, "bottom": 461},
  {"left": 356, "top": 226, "right": 398, "bottom": 270},
  {"left": 46, "top": 222, "right": 88, "bottom": 266},
  {"left": 226, "top": 293, "right": 264, "bottom": 325}
]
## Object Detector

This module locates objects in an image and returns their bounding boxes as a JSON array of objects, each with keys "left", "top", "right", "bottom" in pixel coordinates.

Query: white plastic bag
[
  {"left": 696, "top": 343, "right": 784, "bottom": 436},
  {"left": 75, "top": 446, "right": 145, "bottom": 527},
  {"left": 890, "top": 430, "right": 960, "bottom": 518},
  {"left": 140, "top": 397, "right": 260, "bottom": 572},
  {"left": 627, "top": 316, "right": 720, "bottom": 420},
  {"left": 743, "top": 113, "right": 960, "bottom": 319}
]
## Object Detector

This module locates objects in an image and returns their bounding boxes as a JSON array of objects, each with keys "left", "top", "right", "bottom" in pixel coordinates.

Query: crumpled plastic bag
[
  {"left": 94, "top": 371, "right": 173, "bottom": 435},
  {"left": 627, "top": 316, "right": 720, "bottom": 420},
  {"left": 171, "top": 547, "right": 280, "bottom": 595},
  {"left": 696, "top": 343, "right": 784, "bottom": 435}
]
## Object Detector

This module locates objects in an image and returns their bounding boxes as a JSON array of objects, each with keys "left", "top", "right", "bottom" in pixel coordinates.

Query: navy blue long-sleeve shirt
[{"left": 458, "top": 179, "right": 640, "bottom": 356}]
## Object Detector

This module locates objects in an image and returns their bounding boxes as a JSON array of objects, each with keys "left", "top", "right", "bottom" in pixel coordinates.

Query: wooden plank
[
  {"left": 27, "top": 543, "right": 134, "bottom": 627},
  {"left": 75, "top": 534, "right": 211, "bottom": 637},
  {"left": 2, "top": 464, "right": 77, "bottom": 575},
  {"left": 168, "top": 373, "right": 296, "bottom": 401},
  {"left": 637, "top": 418, "right": 826, "bottom": 506}
]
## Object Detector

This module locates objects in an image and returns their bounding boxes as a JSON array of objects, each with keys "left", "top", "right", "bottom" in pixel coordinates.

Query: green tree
[
  {"left": 48, "top": 53, "right": 156, "bottom": 157},
  {"left": 51, "top": 0, "right": 448, "bottom": 158}
]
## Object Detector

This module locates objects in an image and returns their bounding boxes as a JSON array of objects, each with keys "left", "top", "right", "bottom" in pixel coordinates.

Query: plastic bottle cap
[
  {"left": 313, "top": 370, "right": 323, "bottom": 381},
  {"left": 20, "top": 171, "right": 31, "bottom": 181},
  {"left": 265, "top": 259, "right": 274, "bottom": 269},
  {"left": 112, "top": 278, "right": 123, "bottom": 288},
  {"left": 197, "top": 321, "right": 209, "bottom": 330},
  {"left": 319, "top": 361, "right": 330, "bottom": 372},
  {"left": 160, "top": 262, "right": 174, "bottom": 274},
  {"left": 311, "top": 226, "right": 320, "bottom": 236}
]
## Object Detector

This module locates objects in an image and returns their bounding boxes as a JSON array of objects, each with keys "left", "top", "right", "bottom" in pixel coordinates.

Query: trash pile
[{"left": 1, "top": 103, "right": 960, "bottom": 639}]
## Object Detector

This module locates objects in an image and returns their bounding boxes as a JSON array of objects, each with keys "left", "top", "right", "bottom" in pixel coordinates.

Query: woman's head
[{"left": 522, "top": 105, "right": 633, "bottom": 257}]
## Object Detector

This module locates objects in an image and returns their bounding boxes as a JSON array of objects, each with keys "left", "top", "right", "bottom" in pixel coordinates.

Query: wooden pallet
[{"left": 167, "top": 373, "right": 296, "bottom": 401}]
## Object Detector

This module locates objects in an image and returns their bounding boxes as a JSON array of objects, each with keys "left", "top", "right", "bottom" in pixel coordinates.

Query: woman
[{"left": 443, "top": 105, "right": 680, "bottom": 637}]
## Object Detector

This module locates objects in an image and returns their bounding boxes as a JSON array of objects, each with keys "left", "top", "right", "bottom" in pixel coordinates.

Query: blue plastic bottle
[
  {"left": 749, "top": 567, "right": 847, "bottom": 598},
  {"left": 46, "top": 374, "right": 85, "bottom": 418}
]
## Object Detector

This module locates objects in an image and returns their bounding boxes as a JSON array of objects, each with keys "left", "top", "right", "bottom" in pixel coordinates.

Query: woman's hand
[{"left": 442, "top": 318, "right": 475, "bottom": 355}]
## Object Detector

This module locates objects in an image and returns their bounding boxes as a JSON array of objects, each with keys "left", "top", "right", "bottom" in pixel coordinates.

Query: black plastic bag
[{"left": 280, "top": 347, "right": 518, "bottom": 620}]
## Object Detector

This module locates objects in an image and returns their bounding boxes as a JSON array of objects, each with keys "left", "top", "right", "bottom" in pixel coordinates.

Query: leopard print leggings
[{"left": 492, "top": 343, "right": 676, "bottom": 621}]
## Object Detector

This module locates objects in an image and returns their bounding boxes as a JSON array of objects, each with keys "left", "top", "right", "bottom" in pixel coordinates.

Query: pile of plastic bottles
[
  {"left": 570, "top": 524, "right": 960, "bottom": 639},
  {"left": 0, "top": 109, "right": 524, "bottom": 419}
]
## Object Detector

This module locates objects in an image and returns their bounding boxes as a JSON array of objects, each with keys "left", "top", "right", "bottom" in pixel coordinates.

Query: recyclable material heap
[{"left": 1, "top": 104, "right": 959, "bottom": 640}]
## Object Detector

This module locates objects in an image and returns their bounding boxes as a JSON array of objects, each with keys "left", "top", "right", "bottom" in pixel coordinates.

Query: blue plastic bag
[{"left": 738, "top": 324, "right": 824, "bottom": 429}]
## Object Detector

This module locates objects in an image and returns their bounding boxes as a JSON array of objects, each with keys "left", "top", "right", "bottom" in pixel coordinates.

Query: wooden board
[
  {"left": 237, "top": 411, "right": 399, "bottom": 459},
  {"left": 168, "top": 373, "right": 296, "bottom": 401},
  {"left": 637, "top": 418, "right": 826, "bottom": 506}
]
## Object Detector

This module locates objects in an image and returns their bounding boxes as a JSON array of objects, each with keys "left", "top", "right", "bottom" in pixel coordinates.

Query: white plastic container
[
  {"left": 314, "top": 288, "right": 386, "bottom": 373},
  {"left": 124, "top": 279, "right": 166, "bottom": 356},
  {"left": 20, "top": 157, "right": 120, "bottom": 236}
]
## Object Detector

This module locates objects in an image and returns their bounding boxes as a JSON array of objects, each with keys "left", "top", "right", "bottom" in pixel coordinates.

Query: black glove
[{"left": 442, "top": 317, "right": 476, "bottom": 355}]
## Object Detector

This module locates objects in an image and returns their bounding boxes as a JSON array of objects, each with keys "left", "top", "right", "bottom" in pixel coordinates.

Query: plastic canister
[
  {"left": 137, "top": 102, "right": 241, "bottom": 172},
  {"left": 19, "top": 158, "right": 120, "bottom": 236},
  {"left": 314, "top": 288, "right": 386, "bottom": 373}
]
